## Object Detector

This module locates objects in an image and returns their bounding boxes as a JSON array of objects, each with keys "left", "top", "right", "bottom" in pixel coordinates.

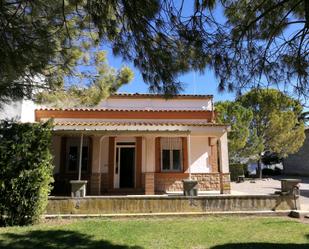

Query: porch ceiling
[{"left": 52, "top": 120, "right": 230, "bottom": 135}]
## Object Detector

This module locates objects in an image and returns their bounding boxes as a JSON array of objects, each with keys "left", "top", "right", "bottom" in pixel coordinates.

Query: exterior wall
[
  {"left": 219, "top": 133, "right": 229, "bottom": 173},
  {"left": 189, "top": 136, "right": 211, "bottom": 173},
  {"left": 283, "top": 129, "right": 309, "bottom": 176},
  {"left": 155, "top": 173, "right": 222, "bottom": 192},
  {"left": 51, "top": 135, "right": 61, "bottom": 174},
  {"left": 99, "top": 97, "right": 212, "bottom": 111},
  {"left": 0, "top": 99, "right": 36, "bottom": 122}
]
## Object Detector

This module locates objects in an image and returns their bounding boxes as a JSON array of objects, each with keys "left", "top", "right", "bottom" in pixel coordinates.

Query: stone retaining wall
[{"left": 46, "top": 194, "right": 298, "bottom": 215}]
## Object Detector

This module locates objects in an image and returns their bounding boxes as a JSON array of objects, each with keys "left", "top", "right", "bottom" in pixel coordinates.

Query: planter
[
  {"left": 70, "top": 180, "right": 87, "bottom": 197},
  {"left": 182, "top": 179, "right": 198, "bottom": 196},
  {"left": 281, "top": 179, "right": 301, "bottom": 195}
]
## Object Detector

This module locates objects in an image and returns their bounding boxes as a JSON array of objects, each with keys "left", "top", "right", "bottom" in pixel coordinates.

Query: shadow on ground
[
  {"left": 0, "top": 230, "right": 143, "bottom": 249},
  {"left": 211, "top": 243, "right": 309, "bottom": 249}
]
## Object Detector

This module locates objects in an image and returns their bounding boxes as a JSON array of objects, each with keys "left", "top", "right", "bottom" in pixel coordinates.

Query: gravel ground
[{"left": 231, "top": 176, "right": 309, "bottom": 210}]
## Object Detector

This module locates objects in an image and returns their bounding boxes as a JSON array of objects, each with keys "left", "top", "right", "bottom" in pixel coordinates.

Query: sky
[
  {"left": 102, "top": 1, "right": 236, "bottom": 103},
  {"left": 104, "top": 45, "right": 236, "bottom": 103}
]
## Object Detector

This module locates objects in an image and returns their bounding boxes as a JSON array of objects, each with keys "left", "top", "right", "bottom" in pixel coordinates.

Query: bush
[
  {"left": 0, "top": 121, "right": 54, "bottom": 226},
  {"left": 230, "top": 164, "right": 245, "bottom": 181}
]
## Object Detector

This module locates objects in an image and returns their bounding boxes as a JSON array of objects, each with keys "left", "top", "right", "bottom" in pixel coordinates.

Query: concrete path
[{"left": 231, "top": 176, "right": 309, "bottom": 210}]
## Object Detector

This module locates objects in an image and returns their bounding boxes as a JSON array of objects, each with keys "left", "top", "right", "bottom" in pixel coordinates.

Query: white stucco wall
[
  {"left": 0, "top": 99, "right": 36, "bottom": 122},
  {"left": 100, "top": 137, "right": 109, "bottom": 173},
  {"left": 219, "top": 132, "right": 229, "bottom": 173},
  {"left": 99, "top": 98, "right": 212, "bottom": 111},
  {"left": 189, "top": 136, "right": 211, "bottom": 173},
  {"left": 0, "top": 100, "right": 22, "bottom": 120}
]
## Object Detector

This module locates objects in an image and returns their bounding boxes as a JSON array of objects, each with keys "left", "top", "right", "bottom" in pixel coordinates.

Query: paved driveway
[{"left": 231, "top": 176, "right": 309, "bottom": 210}]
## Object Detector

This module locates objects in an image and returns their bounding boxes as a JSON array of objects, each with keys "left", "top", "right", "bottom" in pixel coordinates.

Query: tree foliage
[
  {"left": 237, "top": 88, "right": 305, "bottom": 176},
  {"left": 1, "top": 0, "right": 308, "bottom": 102},
  {"left": 0, "top": 0, "right": 133, "bottom": 105},
  {"left": 216, "top": 89, "right": 305, "bottom": 168},
  {"left": 215, "top": 101, "right": 262, "bottom": 163},
  {"left": 36, "top": 51, "right": 133, "bottom": 107},
  {"left": 0, "top": 121, "right": 54, "bottom": 226}
]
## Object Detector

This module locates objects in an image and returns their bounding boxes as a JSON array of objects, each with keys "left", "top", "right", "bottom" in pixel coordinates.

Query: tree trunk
[{"left": 257, "top": 159, "right": 262, "bottom": 179}]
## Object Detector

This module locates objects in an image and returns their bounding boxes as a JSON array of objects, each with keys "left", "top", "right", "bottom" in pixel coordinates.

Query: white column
[
  {"left": 218, "top": 132, "right": 229, "bottom": 173},
  {"left": 78, "top": 133, "right": 84, "bottom": 180}
]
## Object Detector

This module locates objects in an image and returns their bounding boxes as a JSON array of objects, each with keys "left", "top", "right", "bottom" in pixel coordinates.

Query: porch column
[
  {"left": 78, "top": 133, "right": 84, "bottom": 181},
  {"left": 144, "top": 136, "right": 155, "bottom": 195},
  {"left": 90, "top": 135, "right": 102, "bottom": 195},
  {"left": 218, "top": 133, "right": 231, "bottom": 194}
]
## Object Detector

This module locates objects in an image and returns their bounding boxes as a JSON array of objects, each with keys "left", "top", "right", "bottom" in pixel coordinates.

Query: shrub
[
  {"left": 230, "top": 164, "right": 245, "bottom": 181},
  {"left": 0, "top": 121, "right": 54, "bottom": 226}
]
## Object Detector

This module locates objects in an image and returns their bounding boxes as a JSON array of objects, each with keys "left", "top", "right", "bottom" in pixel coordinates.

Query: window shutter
[
  {"left": 155, "top": 137, "right": 161, "bottom": 173},
  {"left": 182, "top": 137, "right": 188, "bottom": 172}
]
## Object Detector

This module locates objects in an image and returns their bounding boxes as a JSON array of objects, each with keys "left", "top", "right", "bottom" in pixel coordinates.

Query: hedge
[
  {"left": 0, "top": 121, "right": 54, "bottom": 226},
  {"left": 230, "top": 164, "right": 246, "bottom": 181}
]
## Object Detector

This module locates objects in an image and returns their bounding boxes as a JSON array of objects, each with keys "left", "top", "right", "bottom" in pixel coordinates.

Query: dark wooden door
[{"left": 119, "top": 147, "right": 135, "bottom": 188}]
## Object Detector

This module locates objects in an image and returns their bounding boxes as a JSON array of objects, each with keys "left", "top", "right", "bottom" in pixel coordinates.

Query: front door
[{"left": 116, "top": 146, "right": 135, "bottom": 188}]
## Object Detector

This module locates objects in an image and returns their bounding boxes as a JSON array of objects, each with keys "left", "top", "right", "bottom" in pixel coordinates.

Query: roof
[
  {"left": 109, "top": 93, "right": 213, "bottom": 99},
  {"left": 53, "top": 120, "right": 226, "bottom": 127},
  {"left": 36, "top": 107, "right": 212, "bottom": 112},
  {"left": 52, "top": 120, "right": 230, "bottom": 132}
]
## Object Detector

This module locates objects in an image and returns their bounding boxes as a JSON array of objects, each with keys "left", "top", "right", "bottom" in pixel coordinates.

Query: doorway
[{"left": 115, "top": 143, "right": 135, "bottom": 188}]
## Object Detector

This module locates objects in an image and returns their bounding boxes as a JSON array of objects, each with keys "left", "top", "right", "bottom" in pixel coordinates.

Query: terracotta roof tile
[
  {"left": 53, "top": 120, "right": 226, "bottom": 127},
  {"left": 37, "top": 108, "right": 212, "bottom": 112}
]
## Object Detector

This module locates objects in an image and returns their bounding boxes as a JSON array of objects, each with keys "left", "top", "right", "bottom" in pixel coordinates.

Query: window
[
  {"left": 161, "top": 137, "right": 182, "bottom": 171},
  {"left": 66, "top": 137, "right": 90, "bottom": 172}
]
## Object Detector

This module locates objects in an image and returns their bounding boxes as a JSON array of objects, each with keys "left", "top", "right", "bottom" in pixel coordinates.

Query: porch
[{"left": 50, "top": 121, "right": 231, "bottom": 196}]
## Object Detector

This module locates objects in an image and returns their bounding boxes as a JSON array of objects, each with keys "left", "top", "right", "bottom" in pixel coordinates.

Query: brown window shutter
[
  {"left": 155, "top": 137, "right": 161, "bottom": 173},
  {"left": 136, "top": 137, "right": 142, "bottom": 188},
  {"left": 108, "top": 137, "right": 115, "bottom": 189},
  {"left": 60, "top": 137, "right": 67, "bottom": 174},
  {"left": 182, "top": 137, "right": 189, "bottom": 172}
]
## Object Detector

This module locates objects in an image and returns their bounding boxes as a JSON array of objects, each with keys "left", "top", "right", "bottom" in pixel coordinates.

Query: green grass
[{"left": 0, "top": 217, "right": 308, "bottom": 249}]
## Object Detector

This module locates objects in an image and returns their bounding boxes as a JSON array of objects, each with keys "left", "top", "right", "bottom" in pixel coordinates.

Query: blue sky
[
  {"left": 104, "top": 45, "right": 236, "bottom": 103},
  {"left": 102, "top": 2, "right": 236, "bottom": 103}
]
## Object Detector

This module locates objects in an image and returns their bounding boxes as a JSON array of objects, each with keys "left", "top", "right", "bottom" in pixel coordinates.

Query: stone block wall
[
  {"left": 154, "top": 173, "right": 230, "bottom": 193},
  {"left": 90, "top": 173, "right": 101, "bottom": 195}
]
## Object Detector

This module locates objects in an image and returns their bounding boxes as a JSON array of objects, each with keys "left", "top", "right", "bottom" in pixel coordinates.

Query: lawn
[{"left": 0, "top": 217, "right": 308, "bottom": 249}]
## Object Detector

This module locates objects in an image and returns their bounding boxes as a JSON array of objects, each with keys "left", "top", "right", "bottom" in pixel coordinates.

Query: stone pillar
[
  {"left": 90, "top": 135, "right": 101, "bottom": 195},
  {"left": 145, "top": 172, "right": 155, "bottom": 195}
]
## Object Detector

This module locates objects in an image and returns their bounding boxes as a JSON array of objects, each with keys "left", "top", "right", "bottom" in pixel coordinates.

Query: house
[
  {"left": 283, "top": 128, "right": 309, "bottom": 176},
  {"left": 34, "top": 93, "right": 231, "bottom": 195}
]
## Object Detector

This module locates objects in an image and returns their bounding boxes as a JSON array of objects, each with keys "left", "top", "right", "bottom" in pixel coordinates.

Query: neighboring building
[
  {"left": 0, "top": 99, "right": 36, "bottom": 122},
  {"left": 283, "top": 128, "right": 309, "bottom": 176},
  {"left": 33, "top": 93, "right": 230, "bottom": 195}
]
